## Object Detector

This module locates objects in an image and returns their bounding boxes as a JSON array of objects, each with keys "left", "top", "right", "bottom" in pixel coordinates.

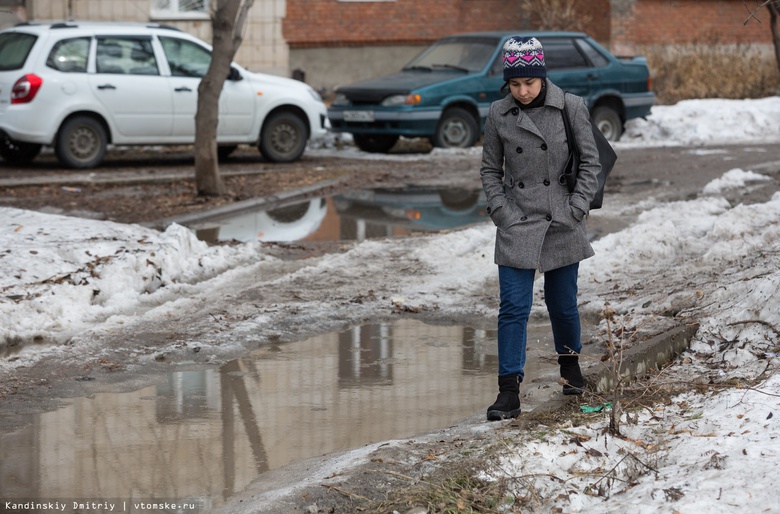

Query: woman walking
[{"left": 480, "top": 36, "right": 601, "bottom": 421}]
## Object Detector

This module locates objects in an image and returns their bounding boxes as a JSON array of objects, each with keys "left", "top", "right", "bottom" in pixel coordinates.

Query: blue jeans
[{"left": 497, "top": 263, "right": 582, "bottom": 380}]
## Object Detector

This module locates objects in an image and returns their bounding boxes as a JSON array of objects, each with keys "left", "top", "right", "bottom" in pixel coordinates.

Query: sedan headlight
[{"left": 381, "top": 94, "right": 421, "bottom": 106}]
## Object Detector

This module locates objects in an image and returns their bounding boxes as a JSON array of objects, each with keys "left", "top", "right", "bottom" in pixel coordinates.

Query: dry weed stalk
[
  {"left": 600, "top": 302, "right": 626, "bottom": 436},
  {"left": 520, "top": 0, "right": 591, "bottom": 32}
]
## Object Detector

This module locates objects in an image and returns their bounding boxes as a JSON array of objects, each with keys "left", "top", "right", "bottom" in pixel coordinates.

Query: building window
[{"left": 151, "top": 0, "right": 210, "bottom": 20}]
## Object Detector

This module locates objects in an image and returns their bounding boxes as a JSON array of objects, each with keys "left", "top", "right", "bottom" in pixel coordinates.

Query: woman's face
[{"left": 508, "top": 77, "right": 543, "bottom": 105}]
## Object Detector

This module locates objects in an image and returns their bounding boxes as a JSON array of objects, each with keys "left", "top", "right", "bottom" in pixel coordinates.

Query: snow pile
[
  {"left": 484, "top": 372, "right": 779, "bottom": 513},
  {"left": 702, "top": 167, "right": 772, "bottom": 194},
  {"left": 0, "top": 209, "right": 265, "bottom": 346},
  {"left": 619, "top": 96, "right": 780, "bottom": 147}
]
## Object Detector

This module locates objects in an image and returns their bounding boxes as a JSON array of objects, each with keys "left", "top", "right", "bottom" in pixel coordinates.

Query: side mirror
[{"left": 228, "top": 66, "right": 242, "bottom": 81}]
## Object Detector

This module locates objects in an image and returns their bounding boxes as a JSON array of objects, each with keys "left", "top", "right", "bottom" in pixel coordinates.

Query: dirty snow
[{"left": 2, "top": 97, "right": 780, "bottom": 512}]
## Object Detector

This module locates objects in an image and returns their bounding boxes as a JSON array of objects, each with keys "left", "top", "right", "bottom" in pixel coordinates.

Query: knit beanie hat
[{"left": 502, "top": 36, "right": 547, "bottom": 80}]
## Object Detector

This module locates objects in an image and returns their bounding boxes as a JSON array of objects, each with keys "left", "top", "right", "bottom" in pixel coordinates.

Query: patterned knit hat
[{"left": 502, "top": 36, "right": 547, "bottom": 80}]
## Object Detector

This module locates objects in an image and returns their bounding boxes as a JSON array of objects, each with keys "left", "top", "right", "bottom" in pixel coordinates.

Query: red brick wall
[
  {"left": 612, "top": 0, "right": 772, "bottom": 51},
  {"left": 283, "top": 0, "right": 611, "bottom": 48},
  {"left": 285, "top": 0, "right": 772, "bottom": 51}
]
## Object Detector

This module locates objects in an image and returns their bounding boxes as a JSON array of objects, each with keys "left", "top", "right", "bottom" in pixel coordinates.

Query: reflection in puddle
[
  {"left": 190, "top": 186, "right": 488, "bottom": 243},
  {"left": 0, "top": 319, "right": 556, "bottom": 509}
]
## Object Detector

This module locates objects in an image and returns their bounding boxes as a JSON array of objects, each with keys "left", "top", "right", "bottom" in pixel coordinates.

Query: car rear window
[
  {"left": 539, "top": 38, "right": 589, "bottom": 70},
  {"left": 0, "top": 32, "right": 37, "bottom": 71},
  {"left": 575, "top": 39, "right": 609, "bottom": 67}
]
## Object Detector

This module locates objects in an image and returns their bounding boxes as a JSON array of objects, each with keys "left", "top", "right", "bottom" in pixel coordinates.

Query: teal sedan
[{"left": 327, "top": 31, "right": 655, "bottom": 152}]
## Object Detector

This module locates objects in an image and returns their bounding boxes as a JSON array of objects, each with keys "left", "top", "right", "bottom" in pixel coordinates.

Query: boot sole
[
  {"left": 486, "top": 408, "right": 521, "bottom": 421},
  {"left": 563, "top": 385, "right": 585, "bottom": 395}
]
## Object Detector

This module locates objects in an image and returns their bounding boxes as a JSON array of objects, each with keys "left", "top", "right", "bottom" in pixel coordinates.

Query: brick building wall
[
  {"left": 283, "top": 0, "right": 611, "bottom": 48},
  {"left": 611, "top": 0, "right": 773, "bottom": 55}
]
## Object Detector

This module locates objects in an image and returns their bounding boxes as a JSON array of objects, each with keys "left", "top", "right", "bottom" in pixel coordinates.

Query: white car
[{"left": 0, "top": 21, "right": 329, "bottom": 168}]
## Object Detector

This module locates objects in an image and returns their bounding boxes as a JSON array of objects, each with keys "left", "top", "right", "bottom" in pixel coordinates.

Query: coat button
[
  {"left": 516, "top": 147, "right": 523, "bottom": 154},
  {"left": 541, "top": 143, "right": 548, "bottom": 150},
  {"left": 546, "top": 214, "right": 552, "bottom": 221},
  {"left": 506, "top": 176, "right": 515, "bottom": 187},
  {"left": 486, "top": 206, "right": 492, "bottom": 214},
  {"left": 518, "top": 182, "right": 525, "bottom": 188},
  {"left": 511, "top": 107, "right": 519, "bottom": 115},
  {"left": 543, "top": 179, "right": 550, "bottom": 186},
  {"left": 521, "top": 216, "right": 527, "bottom": 221}
]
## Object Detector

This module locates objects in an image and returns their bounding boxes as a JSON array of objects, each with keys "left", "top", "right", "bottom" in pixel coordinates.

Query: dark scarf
[{"left": 515, "top": 80, "right": 547, "bottom": 110}]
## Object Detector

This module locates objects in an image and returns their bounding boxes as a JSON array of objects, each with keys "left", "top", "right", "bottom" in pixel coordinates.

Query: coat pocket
[{"left": 492, "top": 199, "right": 525, "bottom": 230}]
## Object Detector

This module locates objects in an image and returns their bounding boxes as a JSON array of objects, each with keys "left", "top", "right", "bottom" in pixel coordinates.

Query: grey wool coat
[{"left": 480, "top": 79, "right": 601, "bottom": 272}]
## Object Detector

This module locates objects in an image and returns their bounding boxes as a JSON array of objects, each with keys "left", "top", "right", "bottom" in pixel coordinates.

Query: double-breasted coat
[{"left": 480, "top": 79, "right": 601, "bottom": 272}]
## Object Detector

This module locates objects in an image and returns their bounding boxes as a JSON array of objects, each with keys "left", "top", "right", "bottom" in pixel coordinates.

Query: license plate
[{"left": 343, "top": 110, "right": 375, "bottom": 122}]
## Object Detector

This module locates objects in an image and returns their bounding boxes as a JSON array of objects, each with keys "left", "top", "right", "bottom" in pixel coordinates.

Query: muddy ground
[{"left": 2, "top": 141, "right": 780, "bottom": 512}]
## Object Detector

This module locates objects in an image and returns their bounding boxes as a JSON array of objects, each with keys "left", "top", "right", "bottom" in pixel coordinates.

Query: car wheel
[
  {"left": 259, "top": 112, "right": 307, "bottom": 162},
  {"left": 218, "top": 145, "right": 238, "bottom": 160},
  {"left": 433, "top": 107, "right": 478, "bottom": 148},
  {"left": 592, "top": 106, "right": 623, "bottom": 142},
  {"left": 439, "top": 189, "right": 480, "bottom": 211},
  {"left": 352, "top": 134, "right": 399, "bottom": 153},
  {"left": 0, "top": 136, "right": 42, "bottom": 164},
  {"left": 55, "top": 116, "right": 107, "bottom": 169}
]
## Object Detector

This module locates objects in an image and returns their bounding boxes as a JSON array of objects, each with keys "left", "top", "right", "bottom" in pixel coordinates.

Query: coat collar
[{"left": 497, "top": 79, "right": 566, "bottom": 116}]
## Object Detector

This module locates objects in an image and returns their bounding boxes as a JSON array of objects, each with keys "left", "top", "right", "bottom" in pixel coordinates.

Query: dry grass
[
  {"left": 521, "top": 0, "right": 591, "bottom": 32},
  {"left": 646, "top": 42, "right": 780, "bottom": 104}
]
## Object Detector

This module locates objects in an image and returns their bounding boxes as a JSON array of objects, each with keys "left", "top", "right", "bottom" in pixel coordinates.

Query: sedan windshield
[{"left": 404, "top": 37, "right": 498, "bottom": 73}]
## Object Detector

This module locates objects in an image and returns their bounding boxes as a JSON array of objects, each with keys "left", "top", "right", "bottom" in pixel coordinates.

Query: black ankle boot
[
  {"left": 486, "top": 374, "right": 521, "bottom": 421},
  {"left": 558, "top": 355, "right": 585, "bottom": 395}
]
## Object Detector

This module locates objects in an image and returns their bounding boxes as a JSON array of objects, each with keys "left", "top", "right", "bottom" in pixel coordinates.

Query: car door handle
[
  {"left": 586, "top": 73, "right": 599, "bottom": 80},
  {"left": 174, "top": 86, "right": 193, "bottom": 92},
  {"left": 97, "top": 84, "right": 116, "bottom": 90}
]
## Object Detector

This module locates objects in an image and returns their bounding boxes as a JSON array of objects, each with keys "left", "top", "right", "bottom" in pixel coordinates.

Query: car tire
[
  {"left": 592, "top": 106, "right": 623, "bottom": 142},
  {"left": 218, "top": 145, "right": 238, "bottom": 160},
  {"left": 55, "top": 116, "right": 107, "bottom": 169},
  {"left": 259, "top": 112, "right": 307, "bottom": 162},
  {"left": 433, "top": 107, "right": 478, "bottom": 149},
  {"left": 0, "top": 137, "right": 42, "bottom": 164},
  {"left": 353, "top": 134, "right": 399, "bottom": 153}
]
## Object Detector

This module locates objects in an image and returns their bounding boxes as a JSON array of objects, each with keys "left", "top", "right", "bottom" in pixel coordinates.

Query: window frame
[{"left": 150, "top": 0, "right": 210, "bottom": 21}]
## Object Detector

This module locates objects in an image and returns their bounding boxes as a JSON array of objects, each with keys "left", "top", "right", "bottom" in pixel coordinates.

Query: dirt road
[{"left": 2, "top": 142, "right": 778, "bottom": 226}]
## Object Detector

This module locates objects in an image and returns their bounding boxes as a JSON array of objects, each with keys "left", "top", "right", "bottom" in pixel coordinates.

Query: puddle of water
[
  {"left": 190, "top": 186, "right": 488, "bottom": 243},
  {"left": 0, "top": 318, "right": 559, "bottom": 510}
]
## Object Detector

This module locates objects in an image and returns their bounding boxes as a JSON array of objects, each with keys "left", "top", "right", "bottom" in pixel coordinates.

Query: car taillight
[{"left": 11, "top": 74, "right": 43, "bottom": 104}]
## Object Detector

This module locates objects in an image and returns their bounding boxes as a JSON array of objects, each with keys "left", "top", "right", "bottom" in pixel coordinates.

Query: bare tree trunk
[
  {"left": 194, "top": 0, "right": 255, "bottom": 197},
  {"left": 769, "top": 1, "right": 780, "bottom": 71},
  {"left": 746, "top": 1, "right": 780, "bottom": 74}
]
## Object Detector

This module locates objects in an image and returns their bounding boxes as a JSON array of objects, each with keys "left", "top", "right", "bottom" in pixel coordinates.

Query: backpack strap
[{"left": 560, "top": 92, "right": 577, "bottom": 191}]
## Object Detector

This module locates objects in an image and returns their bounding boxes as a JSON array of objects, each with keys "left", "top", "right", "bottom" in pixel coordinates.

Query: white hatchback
[{"left": 0, "top": 21, "right": 329, "bottom": 168}]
